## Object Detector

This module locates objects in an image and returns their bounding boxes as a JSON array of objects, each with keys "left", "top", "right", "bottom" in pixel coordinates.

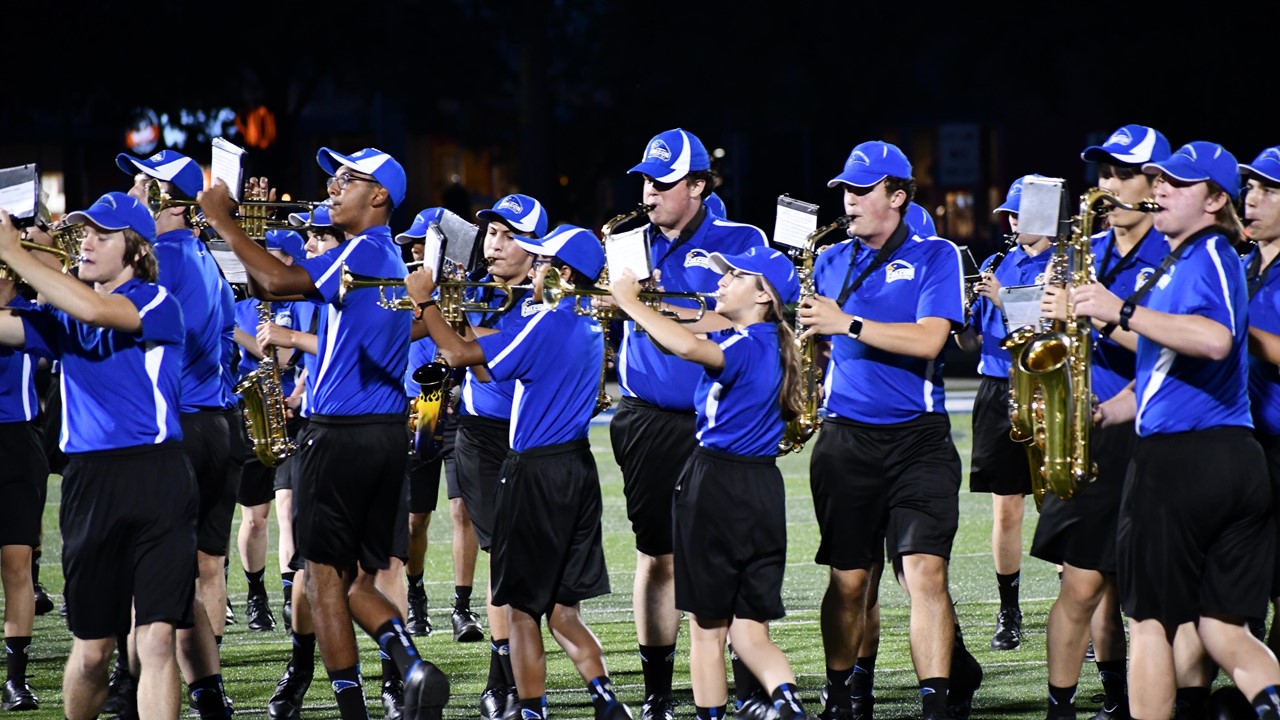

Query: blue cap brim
[
  {"left": 628, "top": 160, "right": 689, "bottom": 183},
  {"left": 1141, "top": 159, "right": 1210, "bottom": 184},
  {"left": 827, "top": 170, "right": 888, "bottom": 189},
  {"left": 1242, "top": 164, "right": 1280, "bottom": 185}
]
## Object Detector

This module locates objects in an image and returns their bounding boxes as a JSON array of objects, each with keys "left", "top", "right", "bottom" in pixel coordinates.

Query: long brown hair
[
  {"left": 123, "top": 229, "right": 158, "bottom": 282},
  {"left": 1206, "top": 181, "right": 1247, "bottom": 248},
  {"left": 757, "top": 277, "right": 803, "bottom": 421}
]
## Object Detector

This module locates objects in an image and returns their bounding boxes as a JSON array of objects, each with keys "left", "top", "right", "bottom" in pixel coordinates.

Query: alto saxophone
[
  {"left": 235, "top": 300, "right": 298, "bottom": 468},
  {"left": 778, "top": 215, "right": 852, "bottom": 455}
]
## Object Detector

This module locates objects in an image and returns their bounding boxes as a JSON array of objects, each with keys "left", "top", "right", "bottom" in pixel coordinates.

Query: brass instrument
[
  {"left": 590, "top": 203, "right": 654, "bottom": 414},
  {"left": 337, "top": 262, "right": 527, "bottom": 313},
  {"left": 410, "top": 362, "right": 453, "bottom": 462},
  {"left": 0, "top": 225, "right": 83, "bottom": 282},
  {"left": 235, "top": 301, "right": 298, "bottom": 468},
  {"left": 147, "top": 180, "right": 323, "bottom": 240},
  {"left": 778, "top": 214, "right": 852, "bottom": 455},
  {"left": 542, "top": 271, "right": 717, "bottom": 323},
  {"left": 1010, "top": 188, "right": 1157, "bottom": 508}
]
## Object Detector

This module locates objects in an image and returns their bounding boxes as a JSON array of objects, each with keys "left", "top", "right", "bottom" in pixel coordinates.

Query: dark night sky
[{"left": 4, "top": 0, "right": 1273, "bottom": 243}]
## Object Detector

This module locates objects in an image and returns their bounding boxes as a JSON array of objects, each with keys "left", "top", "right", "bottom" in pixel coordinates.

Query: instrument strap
[
  {"left": 1097, "top": 227, "right": 1152, "bottom": 288},
  {"left": 1099, "top": 227, "right": 1215, "bottom": 336},
  {"left": 836, "top": 220, "right": 910, "bottom": 307},
  {"left": 477, "top": 286, "right": 530, "bottom": 329}
]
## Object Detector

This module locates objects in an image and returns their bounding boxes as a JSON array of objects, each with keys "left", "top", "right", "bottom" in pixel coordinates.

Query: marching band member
[
  {"left": 613, "top": 127, "right": 767, "bottom": 720},
  {"left": 409, "top": 224, "right": 631, "bottom": 720},
  {"left": 0, "top": 194, "right": 192, "bottom": 720},
  {"left": 1071, "top": 141, "right": 1280, "bottom": 720},
  {"left": 1033, "top": 124, "right": 1171, "bottom": 720},
  {"left": 798, "top": 140, "right": 981, "bottom": 720},
  {"left": 613, "top": 246, "right": 815, "bottom": 720},
  {"left": 200, "top": 147, "right": 449, "bottom": 720}
]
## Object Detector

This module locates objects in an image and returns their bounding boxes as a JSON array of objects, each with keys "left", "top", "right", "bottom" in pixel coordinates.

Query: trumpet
[
  {"left": 337, "top": 262, "right": 529, "bottom": 316},
  {"left": 0, "top": 225, "right": 84, "bottom": 282},
  {"left": 147, "top": 180, "right": 324, "bottom": 240},
  {"left": 541, "top": 271, "right": 717, "bottom": 322}
]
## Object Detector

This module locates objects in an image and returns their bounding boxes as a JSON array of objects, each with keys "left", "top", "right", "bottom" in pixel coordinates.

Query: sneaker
[
  {"left": 990, "top": 608, "right": 1023, "bottom": 651},
  {"left": 1047, "top": 704, "right": 1077, "bottom": 720},
  {"left": 247, "top": 593, "right": 277, "bottom": 632},
  {"left": 407, "top": 586, "right": 431, "bottom": 637},
  {"left": 1089, "top": 702, "right": 1130, "bottom": 720},
  {"left": 736, "top": 690, "right": 778, "bottom": 720},
  {"left": 850, "top": 695, "right": 873, "bottom": 720},
  {"left": 600, "top": 701, "right": 635, "bottom": 720},
  {"left": 1083, "top": 640, "right": 1096, "bottom": 663},
  {"left": 948, "top": 643, "right": 984, "bottom": 720},
  {"left": 189, "top": 687, "right": 232, "bottom": 719},
  {"left": 32, "top": 584, "right": 54, "bottom": 616},
  {"left": 451, "top": 608, "right": 483, "bottom": 643},
  {"left": 225, "top": 598, "right": 236, "bottom": 625},
  {"left": 103, "top": 665, "right": 139, "bottom": 719},
  {"left": 479, "top": 687, "right": 508, "bottom": 720},
  {"left": 382, "top": 678, "right": 405, "bottom": 720},
  {"left": 402, "top": 660, "right": 450, "bottom": 720},
  {"left": 817, "top": 709, "right": 853, "bottom": 720},
  {"left": 504, "top": 688, "right": 520, "bottom": 720},
  {"left": 58, "top": 599, "right": 68, "bottom": 619},
  {"left": 641, "top": 693, "right": 676, "bottom": 720},
  {"left": 267, "top": 662, "right": 313, "bottom": 720},
  {"left": 1, "top": 679, "right": 38, "bottom": 711},
  {"left": 282, "top": 598, "right": 293, "bottom": 634}
]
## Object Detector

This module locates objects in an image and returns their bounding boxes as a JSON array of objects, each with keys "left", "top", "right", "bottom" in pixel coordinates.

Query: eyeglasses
[
  {"left": 1097, "top": 164, "right": 1141, "bottom": 181},
  {"left": 532, "top": 258, "right": 552, "bottom": 268},
  {"left": 644, "top": 176, "right": 681, "bottom": 193},
  {"left": 326, "top": 173, "right": 379, "bottom": 191}
]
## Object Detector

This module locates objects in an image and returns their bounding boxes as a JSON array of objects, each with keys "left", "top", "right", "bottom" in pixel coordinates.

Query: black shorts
[
  {"left": 275, "top": 418, "right": 309, "bottom": 495},
  {"left": 968, "top": 377, "right": 1033, "bottom": 496},
  {"left": 180, "top": 410, "right": 234, "bottom": 556},
  {"left": 294, "top": 415, "right": 408, "bottom": 575},
  {"left": 391, "top": 474, "right": 411, "bottom": 563},
  {"left": 810, "top": 414, "right": 961, "bottom": 570},
  {"left": 1118, "top": 428, "right": 1273, "bottom": 625},
  {"left": 454, "top": 414, "right": 510, "bottom": 551},
  {"left": 1258, "top": 434, "right": 1280, "bottom": 598},
  {"left": 0, "top": 422, "right": 48, "bottom": 547},
  {"left": 1031, "top": 420, "right": 1135, "bottom": 573},
  {"left": 491, "top": 440, "right": 610, "bottom": 618},
  {"left": 673, "top": 448, "right": 786, "bottom": 622},
  {"left": 610, "top": 397, "right": 698, "bottom": 556},
  {"left": 407, "top": 412, "right": 457, "bottom": 514},
  {"left": 61, "top": 443, "right": 197, "bottom": 639}
]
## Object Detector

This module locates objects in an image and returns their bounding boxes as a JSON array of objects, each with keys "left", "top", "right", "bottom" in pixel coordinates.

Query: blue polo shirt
[
  {"left": 0, "top": 296, "right": 45, "bottom": 423},
  {"left": 815, "top": 225, "right": 965, "bottom": 424},
  {"left": 20, "top": 279, "right": 185, "bottom": 453},
  {"left": 292, "top": 300, "right": 320, "bottom": 419},
  {"left": 233, "top": 298, "right": 299, "bottom": 399},
  {"left": 219, "top": 282, "right": 237, "bottom": 410},
  {"left": 297, "top": 227, "right": 410, "bottom": 417},
  {"left": 1090, "top": 227, "right": 1169, "bottom": 403},
  {"left": 695, "top": 322, "right": 784, "bottom": 457},
  {"left": 154, "top": 228, "right": 234, "bottom": 412},
  {"left": 971, "top": 245, "right": 1053, "bottom": 378},
  {"left": 1244, "top": 246, "right": 1280, "bottom": 435},
  {"left": 618, "top": 209, "right": 766, "bottom": 411},
  {"left": 459, "top": 283, "right": 540, "bottom": 420},
  {"left": 476, "top": 296, "right": 604, "bottom": 452},
  {"left": 1134, "top": 230, "right": 1251, "bottom": 435}
]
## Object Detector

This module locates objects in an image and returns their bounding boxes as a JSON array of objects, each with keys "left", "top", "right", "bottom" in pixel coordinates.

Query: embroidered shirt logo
[
  {"left": 884, "top": 259, "right": 915, "bottom": 283},
  {"left": 1134, "top": 268, "right": 1154, "bottom": 292},
  {"left": 684, "top": 249, "right": 711, "bottom": 269},
  {"left": 521, "top": 298, "right": 547, "bottom": 317}
]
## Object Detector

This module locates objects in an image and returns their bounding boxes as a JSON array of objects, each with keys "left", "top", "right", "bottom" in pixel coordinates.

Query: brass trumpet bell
[
  {"left": 0, "top": 225, "right": 84, "bottom": 282},
  {"left": 147, "top": 180, "right": 324, "bottom": 240}
]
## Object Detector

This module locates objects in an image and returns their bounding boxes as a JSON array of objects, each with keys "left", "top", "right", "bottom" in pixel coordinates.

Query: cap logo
[
  {"left": 498, "top": 196, "right": 524, "bottom": 214},
  {"left": 850, "top": 150, "right": 870, "bottom": 167},
  {"left": 885, "top": 259, "right": 915, "bottom": 283},
  {"left": 148, "top": 151, "right": 166, "bottom": 162},
  {"left": 1264, "top": 149, "right": 1280, "bottom": 163},
  {"left": 1182, "top": 144, "right": 1199, "bottom": 161},
  {"left": 647, "top": 139, "right": 672, "bottom": 163},
  {"left": 1107, "top": 128, "right": 1134, "bottom": 147}
]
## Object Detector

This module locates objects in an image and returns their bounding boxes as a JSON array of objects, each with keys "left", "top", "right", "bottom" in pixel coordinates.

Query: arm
[
  {"left": 1072, "top": 282, "right": 1232, "bottom": 361},
  {"left": 403, "top": 266, "right": 489, "bottom": 374},
  {"left": 0, "top": 309, "right": 24, "bottom": 347},
  {"left": 1095, "top": 381, "right": 1136, "bottom": 428},
  {"left": 235, "top": 326, "right": 263, "bottom": 359},
  {"left": 257, "top": 322, "right": 314, "bottom": 357},
  {"left": 197, "top": 180, "right": 317, "bottom": 299},
  {"left": 1248, "top": 326, "right": 1280, "bottom": 365},
  {"left": 611, "top": 269, "right": 723, "bottom": 371},
  {"left": 797, "top": 294, "right": 951, "bottom": 359}
]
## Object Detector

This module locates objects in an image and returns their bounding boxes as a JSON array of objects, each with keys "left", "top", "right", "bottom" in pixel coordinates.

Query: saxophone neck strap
[{"left": 836, "top": 219, "right": 910, "bottom": 307}]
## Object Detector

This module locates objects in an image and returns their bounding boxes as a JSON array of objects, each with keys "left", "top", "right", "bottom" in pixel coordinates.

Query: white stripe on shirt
[{"left": 145, "top": 342, "right": 170, "bottom": 443}]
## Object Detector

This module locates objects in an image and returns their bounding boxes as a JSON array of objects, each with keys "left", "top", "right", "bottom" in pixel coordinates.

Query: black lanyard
[
  {"left": 1097, "top": 228, "right": 1153, "bottom": 289},
  {"left": 1100, "top": 228, "right": 1214, "bottom": 336},
  {"left": 476, "top": 286, "right": 529, "bottom": 329},
  {"left": 835, "top": 220, "right": 910, "bottom": 306}
]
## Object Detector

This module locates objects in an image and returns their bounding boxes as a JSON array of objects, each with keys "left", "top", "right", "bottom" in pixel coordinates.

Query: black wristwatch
[
  {"left": 1118, "top": 302, "right": 1135, "bottom": 332},
  {"left": 414, "top": 299, "right": 437, "bottom": 320},
  {"left": 847, "top": 316, "right": 864, "bottom": 339}
]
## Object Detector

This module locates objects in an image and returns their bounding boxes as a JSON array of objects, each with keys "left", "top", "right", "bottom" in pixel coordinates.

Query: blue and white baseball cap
[
  {"left": 1241, "top": 146, "right": 1280, "bottom": 185},
  {"left": 116, "top": 149, "right": 204, "bottom": 199},
  {"left": 65, "top": 192, "right": 156, "bottom": 242},
  {"left": 993, "top": 174, "right": 1045, "bottom": 215},
  {"left": 705, "top": 192, "right": 727, "bottom": 220},
  {"left": 316, "top": 147, "right": 407, "bottom": 209},
  {"left": 1081, "top": 124, "right": 1172, "bottom": 166},
  {"left": 476, "top": 194, "right": 548, "bottom": 238},
  {"left": 1143, "top": 141, "right": 1241, "bottom": 202},
  {"left": 514, "top": 224, "right": 605, "bottom": 280},
  {"left": 708, "top": 246, "right": 800, "bottom": 305},
  {"left": 628, "top": 128, "right": 711, "bottom": 184},
  {"left": 265, "top": 229, "right": 306, "bottom": 262},
  {"left": 827, "top": 141, "right": 913, "bottom": 189},
  {"left": 288, "top": 202, "right": 333, "bottom": 229},
  {"left": 906, "top": 202, "right": 937, "bottom": 237},
  {"left": 395, "top": 207, "right": 446, "bottom": 246}
]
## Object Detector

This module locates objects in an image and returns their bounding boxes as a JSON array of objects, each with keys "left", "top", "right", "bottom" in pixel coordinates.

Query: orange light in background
[
  {"left": 236, "top": 106, "right": 277, "bottom": 150},
  {"left": 559, "top": 175, "right": 569, "bottom": 187}
]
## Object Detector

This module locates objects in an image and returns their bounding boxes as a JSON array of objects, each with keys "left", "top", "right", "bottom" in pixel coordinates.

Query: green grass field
[{"left": 11, "top": 420, "right": 1120, "bottom": 718}]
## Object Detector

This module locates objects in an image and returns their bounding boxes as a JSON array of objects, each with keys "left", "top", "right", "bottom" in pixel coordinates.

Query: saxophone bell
[{"left": 411, "top": 361, "right": 454, "bottom": 462}]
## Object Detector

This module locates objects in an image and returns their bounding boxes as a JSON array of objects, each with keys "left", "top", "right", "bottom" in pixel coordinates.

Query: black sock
[
  {"left": 486, "top": 638, "right": 508, "bottom": 690},
  {"left": 245, "top": 568, "right": 266, "bottom": 598},
  {"left": 328, "top": 665, "right": 367, "bottom": 720},
  {"left": 374, "top": 618, "right": 422, "bottom": 678},
  {"left": 454, "top": 585, "right": 473, "bottom": 611},
  {"left": 851, "top": 655, "right": 876, "bottom": 698},
  {"left": 919, "top": 678, "right": 949, "bottom": 717},
  {"left": 519, "top": 696, "right": 546, "bottom": 719},
  {"left": 381, "top": 651, "right": 400, "bottom": 683},
  {"left": 5, "top": 637, "right": 30, "bottom": 682},
  {"left": 1252, "top": 687, "right": 1280, "bottom": 719},
  {"left": 1096, "top": 660, "right": 1126, "bottom": 709},
  {"left": 188, "top": 674, "right": 227, "bottom": 717},
  {"left": 729, "top": 644, "right": 761, "bottom": 703},
  {"left": 588, "top": 675, "right": 619, "bottom": 713},
  {"left": 291, "top": 632, "right": 316, "bottom": 669},
  {"left": 407, "top": 573, "right": 424, "bottom": 593},
  {"left": 1176, "top": 686, "right": 1210, "bottom": 717},
  {"left": 696, "top": 705, "right": 729, "bottom": 719},
  {"left": 114, "top": 634, "right": 132, "bottom": 676},
  {"left": 825, "top": 666, "right": 853, "bottom": 709},
  {"left": 281, "top": 571, "right": 296, "bottom": 602},
  {"left": 214, "top": 635, "right": 222, "bottom": 649},
  {"left": 639, "top": 643, "right": 676, "bottom": 698},
  {"left": 996, "top": 571, "right": 1021, "bottom": 611},
  {"left": 772, "top": 683, "right": 806, "bottom": 720},
  {"left": 1048, "top": 683, "right": 1077, "bottom": 711},
  {"left": 499, "top": 640, "right": 516, "bottom": 688}
]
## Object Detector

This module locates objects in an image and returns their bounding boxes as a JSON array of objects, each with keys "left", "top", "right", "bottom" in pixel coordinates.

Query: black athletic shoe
[
  {"left": 737, "top": 690, "right": 778, "bottom": 720},
  {"left": 102, "top": 665, "right": 139, "bottom": 719},
  {"left": 224, "top": 598, "right": 236, "bottom": 626},
  {"left": 599, "top": 700, "right": 635, "bottom": 720},
  {"left": 990, "top": 608, "right": 1023, "bottom": 651},
  {"left": 402, "top": 660, "right": 450, "bottom": 720},
  {"left": 850, "top": 695, "right": 874, "bottom": 720},
  {"left": 266, "top": 662, "right": 312, "bottom": 720},
  {"left": 948, "top": 644, "right": 984, "bottom": 720},
  {"left": 1083, "top": 639, "right": 1096, "bottom": 663},
  {"left": 479, "top": 687, "right": 507, "bottom": 720},
  {"left": 32, "top": 584, "right": 54, "bottom": 617},
  {"left": 1089, "top": 702, "right": 1131, "bottom": 720},
  {"left": 641, "top": 693, "right": 676, "bottom": 720},
  {"left": 451, "top": 608, "right": 483, "bottom": 642},
  {"left": 382, "top": 678, "right": 405, "bottom": 720},
  {"left": 282, "top": 598, "right": 292, "bottom": 634},
  {"left": 407, "top": 585, "right": 431, "bottom": 637},
  {"left": 1, "top": 679, "right": 38, "bottom": 711},
  {"left": 503, "top": 688, "right": 520, "bottom": 720},
  {"left": 189, "top": 686, "right": 232, "bottom": 719},
  {"left": 246, "top": 593, "right": 276, "bottom": 632},
  {"left": 58, "top": 599, "right": 68, "bottom": 619}
]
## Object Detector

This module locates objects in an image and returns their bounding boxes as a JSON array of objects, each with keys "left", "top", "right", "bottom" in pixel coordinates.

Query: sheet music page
[
  {"left": 606, "top": 227, "right": 652, "bottom": 282},
  {"left": 999, "top": 284, "right": 1045, "bottom": 334},
  {"left": 774, "top": 195, "right": 819, "bottom": 249},
  {"left": 211, "top": 138, "right": 247, "bottom": 201},
  {"left": 423, "top": 223, "right": 445, "bottom": 277},
  {"left": 207, "top": 239, "right": 248, "bottom": 285},
  {"left": 0, "top": 164, "right": 38, "bottom": 222}
]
